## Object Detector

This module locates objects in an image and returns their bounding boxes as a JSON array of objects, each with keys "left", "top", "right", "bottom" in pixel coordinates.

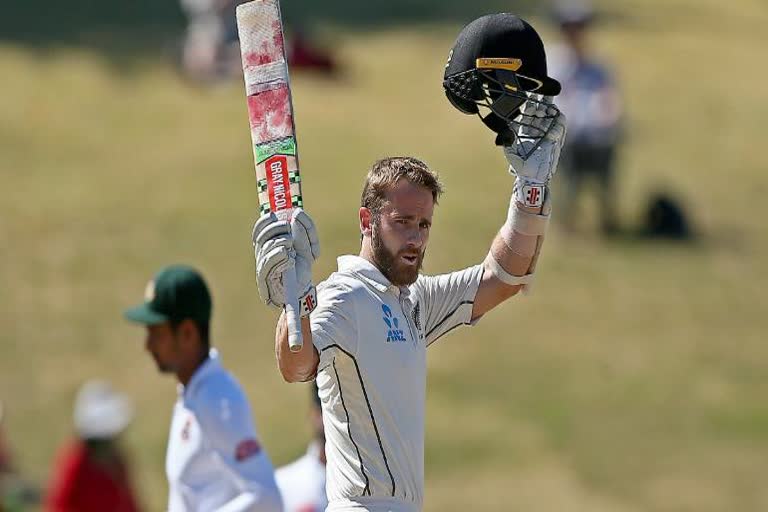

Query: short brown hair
[{"left": 361, "top": 157, "right": 443, "bottom": 215}]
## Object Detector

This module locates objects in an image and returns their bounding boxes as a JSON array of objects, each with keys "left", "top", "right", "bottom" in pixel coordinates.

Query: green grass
[{"left": 2, "top": 0, "right": 768, "bottom": 510}]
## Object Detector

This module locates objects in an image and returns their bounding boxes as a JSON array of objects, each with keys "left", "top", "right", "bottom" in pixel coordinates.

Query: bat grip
[{"left": 283, "top": 259, "right": 304, "bottom": 352}]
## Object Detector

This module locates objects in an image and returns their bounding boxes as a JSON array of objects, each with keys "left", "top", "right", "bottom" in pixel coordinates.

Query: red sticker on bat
[{"left": 265, "top": 155, "right": 292, "bottom": 212}]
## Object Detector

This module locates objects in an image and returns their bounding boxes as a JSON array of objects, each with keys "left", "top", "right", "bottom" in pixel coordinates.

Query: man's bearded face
[{"left": 371, "top": 219, "right": 426, "bottom": 286}]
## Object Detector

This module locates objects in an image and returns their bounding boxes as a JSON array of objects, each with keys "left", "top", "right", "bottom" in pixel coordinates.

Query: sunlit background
[{"left": 1, "top": 0, "right": 767, "bottom": 510}]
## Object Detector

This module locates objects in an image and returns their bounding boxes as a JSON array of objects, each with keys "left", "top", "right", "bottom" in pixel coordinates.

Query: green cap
[{"left": 124, "top": 265, "right": 212, "bottom": 326}]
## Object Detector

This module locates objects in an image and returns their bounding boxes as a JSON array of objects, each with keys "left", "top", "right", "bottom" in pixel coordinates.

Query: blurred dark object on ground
[
  {"left": 0, "top": 402, "right": 41, "bottom": 512},
  {"left": 44, "top": 381, "right": 142, "bottom": 512},
  {"left": 641, "top": 192, "right": 693, "bottom": 240},
  {"left": 287, "top": 29, "right": 339, "bottom": 75},
  {"left": 548, "top": 0, "right": 624, "bottom": 236}
]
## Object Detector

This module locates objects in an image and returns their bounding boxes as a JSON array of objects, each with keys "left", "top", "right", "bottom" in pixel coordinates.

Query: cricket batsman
[{"left": 252, "top": 14, "right": 566, "bottom": 512}]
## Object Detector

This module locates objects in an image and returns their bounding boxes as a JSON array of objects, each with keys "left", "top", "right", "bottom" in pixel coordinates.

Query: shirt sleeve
[
  {"left": 194, "top": 382, "right": 283, "bottom": 512},
  {"left": 414, "top": 264, "right": 484, "bottom": 347},
  {"left": 310, "top": 281, "right": 359, "bottom": 358}
]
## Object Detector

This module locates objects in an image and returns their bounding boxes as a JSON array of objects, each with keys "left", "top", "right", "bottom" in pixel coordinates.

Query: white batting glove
[
  {"left": 503, "top": 97, "right": 567, "bottom": 209},
  {"left": 252, "top": 209, "right": 320, "bottom": 315}
]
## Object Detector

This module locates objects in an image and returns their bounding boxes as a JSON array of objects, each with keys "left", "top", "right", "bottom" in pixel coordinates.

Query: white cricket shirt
[
  {"left": 166, "top": 349, "right": 283, "bottom": 512},
  {"left": 275, "top": 442, "right": 327, "bottom": 512},
  {"left": 310, "top": 255, "right": 483, "bottom": 512}
]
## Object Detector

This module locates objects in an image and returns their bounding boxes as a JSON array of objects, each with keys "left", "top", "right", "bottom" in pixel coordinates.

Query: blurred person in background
[
  {"left": 124, "top": 264, "right": 283, "bottom": 512},
  {"left": 180, "top": 0, "right": 245, "bottom": 82},
  {"left": 45, "top": 381, "right": 141, "bottom": 512},
  {"left": 180, "top": 0, "right": 339, "bottom": 82},
  {"left": 275, "top": 382, "right": 327, "bottom": 512},
  {"left": 548, "top": 0, "right": 624, "bottom": 235},
  {"left": 0, "top": 402, "right": 12, "bottom": 477},
  {"left": 0, "top": 402, "right": 40, "bottom": 512}
]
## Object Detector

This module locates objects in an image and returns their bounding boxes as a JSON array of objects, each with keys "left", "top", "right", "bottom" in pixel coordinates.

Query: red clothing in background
[
  {"left": 0, "top": 432, "right": 13, "bottom": 473},
  {"left": 45, "top": 440, "right": 141, "bottom": 512}
]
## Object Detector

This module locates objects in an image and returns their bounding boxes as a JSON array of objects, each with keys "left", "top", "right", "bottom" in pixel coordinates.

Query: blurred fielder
[
  {"left": 275, "top": 383, "right": 327, "bottom": 512},
  {"left": 253, "top": 14, "right": 566, "bottom": 512},
  {"left": 125, "top": 265, "right": 283, "bottom": 512}
]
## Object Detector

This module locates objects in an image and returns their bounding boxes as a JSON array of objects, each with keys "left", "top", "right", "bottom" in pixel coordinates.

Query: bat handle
[{"left": 283, "top": 259, "right": 304, "bottom": 353}]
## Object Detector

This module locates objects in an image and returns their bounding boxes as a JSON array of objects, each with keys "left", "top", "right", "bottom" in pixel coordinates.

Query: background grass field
[{"left": 2, "top": 0, "right": 767, "bottom": 510}]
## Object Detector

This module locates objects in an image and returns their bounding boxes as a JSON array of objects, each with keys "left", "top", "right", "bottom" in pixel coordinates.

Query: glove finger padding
[
  {"left": 505, "top": 111, "right": 567, "bottom": 181},
  {"left": 254, "top": 218, "right": 291, "bottom": 252},
  {"left": 290, "top": 209, "right": 320, "bottom": 261},
  {"left": 545, "top": 112, "right": 567, "bottom": 145},
  {"left": 289, "top": 209, "right": 320, "bottom": 313},
  {"left": 252, "top": 213, "right": 280, "bottom": 244},
  {"left": 256, "top": 236, "right": 292, "bottom": 269},
  {"left": 253, "top": 212, "right": 295, "bottom": 308},
  {"left": 256, "top": 243, "right": 292, "bottom": 308}
]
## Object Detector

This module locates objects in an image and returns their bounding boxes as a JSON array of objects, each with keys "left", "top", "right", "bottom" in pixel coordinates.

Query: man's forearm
[
  {"left": 275, "top": 313, "right": 318, "bottom": 383},
  {"left": 473, "top": 189, "right": 553, "bottom": 318},
  {"left": 489, "top": 199, "right": 548, "bottom": 279}
]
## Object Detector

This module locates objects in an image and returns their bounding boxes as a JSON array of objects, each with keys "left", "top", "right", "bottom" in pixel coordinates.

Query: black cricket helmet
[{"left": 444, "top": 14, "right": 561, "bottom": 146}]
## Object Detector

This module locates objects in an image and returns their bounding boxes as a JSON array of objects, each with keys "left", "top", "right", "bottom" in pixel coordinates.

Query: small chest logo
[{"left": 382, "top": 304, "right": 406, "bottom": 342}]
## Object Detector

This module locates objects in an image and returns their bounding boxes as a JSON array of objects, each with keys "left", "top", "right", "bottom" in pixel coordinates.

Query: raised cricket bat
[{"left": 237, "top": 0, "right": 305, "bottom": 352}]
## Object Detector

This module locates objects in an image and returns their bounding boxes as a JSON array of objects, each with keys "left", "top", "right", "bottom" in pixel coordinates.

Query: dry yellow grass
[{"left": 1, "top": 1, "right": 767, "bottom": 510}]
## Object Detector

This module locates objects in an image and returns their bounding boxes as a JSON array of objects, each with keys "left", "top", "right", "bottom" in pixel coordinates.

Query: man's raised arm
[
  {"left": 473, "top": 100, "right": 567, "bottom": 319},
  {"left": 252, "top": 209, "right": 321, "bottom": 383}
]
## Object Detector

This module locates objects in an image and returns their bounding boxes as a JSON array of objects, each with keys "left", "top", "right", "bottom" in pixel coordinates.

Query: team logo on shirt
[
  {"left": 382, "top": 304, "right": 406, "bottom": 342},
  {"left": 235, "top": 438, "right": 261, "bottom": 462},
  {"left": 411, "top": 302, "right": 422, "bottom": 333}
]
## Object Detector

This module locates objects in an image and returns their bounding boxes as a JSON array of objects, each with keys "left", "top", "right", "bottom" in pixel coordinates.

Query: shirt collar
[
  {"left": 178, "top": 348, "right": 221, "bottom": 398},
  {"left": 337, "top": 255, "right": 409, "bottom": 298}
]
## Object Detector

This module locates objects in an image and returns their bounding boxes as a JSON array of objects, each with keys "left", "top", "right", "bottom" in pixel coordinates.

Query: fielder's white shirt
[
  {"left": 275, "top": 442, "right": 327, "bottom": 512},
  {"left": 166, "top": 349, "right": 283, "bottom": 512},
  {"left": 311, "top": 256, "right": 483, "bottom": 512}
]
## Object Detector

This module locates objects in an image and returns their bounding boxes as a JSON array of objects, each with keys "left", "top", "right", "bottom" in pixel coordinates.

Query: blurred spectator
[
  {"left": 180, "top": 0, "right": 245, "bottom": 82},
  {"left": 0, "top": 402, "right": 40, "bottom": 512},
  {"left": 275, "top": 382, "right": 327, "bottom": 512},
  {"left": 548, "top": 0, "right": 624, "bottom": 234},
  {"left": 179, "top": 0, "right": 339, "bottom": 82},
  {"left": 45, "top": 381, "right": 142, "bottom": 512},
  {"left": 0, "top": 403, "right": 12, "bottom": 475}
]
